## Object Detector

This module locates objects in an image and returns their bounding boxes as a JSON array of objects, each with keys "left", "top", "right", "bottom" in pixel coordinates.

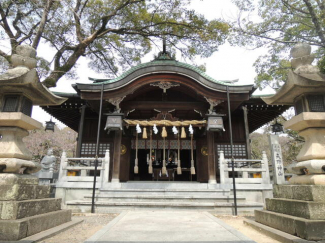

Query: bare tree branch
[
  {"left": 32, "top": 0, "right": 54, "bottom": 49},
  {"left": 0, "top": 2, "right": 18, "bottom": 52},
  {"left": 302, "top": 0, "right": 325, "bottom": 45}
]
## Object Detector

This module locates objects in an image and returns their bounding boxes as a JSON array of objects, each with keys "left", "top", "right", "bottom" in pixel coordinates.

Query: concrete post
[
  {"left": 262, "top": 151, "right": 271, "bottom": 184},
  {"left": 219, "top": 151, "right": 226, "bottom": 184},
  {"left": 102, "top": 149, "right": 110, "bottom": 187}
]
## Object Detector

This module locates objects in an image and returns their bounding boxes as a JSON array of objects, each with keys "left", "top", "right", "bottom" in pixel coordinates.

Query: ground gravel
[
  {"left": 37, "top": 213, "right": 118, "bottom": 243},
  {"left": 216, "top": 215, "right": 282, "bottom": 243}
]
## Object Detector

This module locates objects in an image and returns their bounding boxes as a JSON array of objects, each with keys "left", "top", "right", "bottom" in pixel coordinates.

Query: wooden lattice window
[
  {"left": 216, "top": 144, "right": 247, "bottom": 159},
  {"left": 81, "top": 143, "right": 110, "bottom": 156}
]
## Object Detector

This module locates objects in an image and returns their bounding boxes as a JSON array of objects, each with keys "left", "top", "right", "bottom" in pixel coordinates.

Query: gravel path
[{"left": 37, "top": 213, "right": 118, "bottom": 243}]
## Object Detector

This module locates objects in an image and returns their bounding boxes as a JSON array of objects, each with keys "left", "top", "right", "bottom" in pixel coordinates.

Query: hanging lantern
[
  {"left": 206, "top": 113, "right": 225, "bottom": 131},
  {"left": 271, "top": 121, "right": 283, "bottom": 134},
  {"left": 45, "top": 118, "right": 55, "bottom": 132},
  {"left": 104, "top": 113, "right": 123, "bottom": 134}
]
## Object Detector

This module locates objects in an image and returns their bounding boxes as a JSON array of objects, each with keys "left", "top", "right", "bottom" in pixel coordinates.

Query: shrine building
[{"left": 43, "top": 49, "right": 289, "bottom": 212}]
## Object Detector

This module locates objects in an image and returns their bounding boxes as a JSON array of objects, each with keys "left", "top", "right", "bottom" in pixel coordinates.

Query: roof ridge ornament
[{"left": 154, "top": 38, "right": 175, "bottom": 61}]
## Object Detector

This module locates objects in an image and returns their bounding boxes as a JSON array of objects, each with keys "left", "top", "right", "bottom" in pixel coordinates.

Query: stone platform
[
  {"left": 0, "top": 174, "right": 71, "bottom": 241},
  {"left": 254, "top": 185, "right": 325, "bottom": 241}
]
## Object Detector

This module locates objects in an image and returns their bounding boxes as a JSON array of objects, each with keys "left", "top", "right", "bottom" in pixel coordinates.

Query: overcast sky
[{"left": 32, "top": 0, "right": 273, "bottom": 127}]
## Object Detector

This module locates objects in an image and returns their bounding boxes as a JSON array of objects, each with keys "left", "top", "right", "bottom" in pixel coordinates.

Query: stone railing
[
  {"left": 219, "top": 151, "right": 270, "bottom": 185},
  {"left": 58, "top": 150, "right": 110, "bottom": 187}
]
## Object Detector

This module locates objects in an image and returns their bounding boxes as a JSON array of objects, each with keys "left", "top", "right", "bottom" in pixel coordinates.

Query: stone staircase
[{"left": 65, "top": 182, "right": 263, "bottom": 214}]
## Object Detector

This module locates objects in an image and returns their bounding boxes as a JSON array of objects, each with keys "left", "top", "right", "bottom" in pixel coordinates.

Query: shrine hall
[{"left": 43, "top": 49, "right": 288, "bottom": 185}]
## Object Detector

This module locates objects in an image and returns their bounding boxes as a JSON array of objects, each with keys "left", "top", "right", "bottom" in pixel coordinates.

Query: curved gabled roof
[
  {"left": 75, "top": 58, "right": 255, "bottom": 94},
  {"left": 88, "top": 60, "right": 228, "bottom": 85}
]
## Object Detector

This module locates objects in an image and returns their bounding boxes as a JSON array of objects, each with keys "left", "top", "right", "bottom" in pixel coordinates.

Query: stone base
[
  {"left": 0, "top": 198, "right": 62, "bottom": 220},
  {"left": 273, "top": 184, "right": 325, "bottom": 201},
  {"left": 0, "top": 174, "right": 49, "bottom": 200},
  {"left": 254, "top": 185, "right": 325, "bottom": 241},
  {"left": 265, "top": 198, "right": 325, "bottom": 220},
  {"left": 255, "top": 210, "right": 325, "bottom": 241},
  {"left": 0, "top": 209, "right": 71, "bottom": 241},
  {"left": 0, "top": 173, "right": 71, "bottom": 241}
]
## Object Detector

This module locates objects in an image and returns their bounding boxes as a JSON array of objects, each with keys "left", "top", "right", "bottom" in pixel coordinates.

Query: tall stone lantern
[
  {"left": 263, "top": 43, "right": 325, "bottom": 185},
  {"left": 250, "top": 43, "right": 325, "bottom": 241},
  {"left": 0, "top": 45, "right": 71, "bottom": 241}
]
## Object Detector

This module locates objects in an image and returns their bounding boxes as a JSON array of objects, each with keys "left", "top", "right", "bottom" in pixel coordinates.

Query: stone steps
[
  {"left": 120, "top": 182, "right": 218, "bottom": 190},
  {"left": 66, "top": 200, "right": 263, "bottom": 213},
  {"left": 65, "top": 182, "right": 260, "bottom": 214},
  {"left": 84, "top": 194, "right": 245, "bottom": 203},
  {"left": 99, "top": 188, "right": 230, "bottom": 197}
]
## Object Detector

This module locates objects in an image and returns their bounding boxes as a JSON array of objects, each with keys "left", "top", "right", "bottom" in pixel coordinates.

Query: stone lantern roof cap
[
  {"left": 262, "top": 43, "right": 325, "bottom": 105},
  {"left": 0, "top": 45, "right": 67, "bottom": 106}
]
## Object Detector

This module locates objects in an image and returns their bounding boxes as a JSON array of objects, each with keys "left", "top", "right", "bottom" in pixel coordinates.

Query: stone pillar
[
  {"left": 112, "top": 130, "right": 122, "bottom": 183},
  {"left": 269, "top": 135, "right": 285, "bottom": 184},
  {"left": 207, "top": 131, "right": 216, "bottom": 184}
]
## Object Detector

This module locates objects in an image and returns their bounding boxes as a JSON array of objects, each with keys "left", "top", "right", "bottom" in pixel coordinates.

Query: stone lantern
[
  {"left": 0, "top": 45, "right": 70, "bottom": 241},
  {"left": 263, "top": 43, "right": 325, "bottom": 183},
  {"left": 250, "top": 43, "right": 325, "bottom": 241}
]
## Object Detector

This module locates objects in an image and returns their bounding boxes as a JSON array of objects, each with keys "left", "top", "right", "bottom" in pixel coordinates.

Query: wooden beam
[
  {"left": 242, "top": 106, "right": 252, "bottom": 159},
  {"left": 121, "top": 101, "right": 208, "bottom": 111},
  {"left": 76, "top": 105, "right": 87, "bottom": 157},
  {"left": 112, "top": 130, "right": 122, "bottom": 183},
  {"left": 207, "top": 131, "right": 216, "bottom": 184}
]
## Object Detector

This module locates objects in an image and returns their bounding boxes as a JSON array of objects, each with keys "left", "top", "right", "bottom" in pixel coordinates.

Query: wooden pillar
[
  {"left": 112, "top": 130, "right": 122, "bottom": 183},
  {"left": 242, "top": 106, "right": 252, "bottom": 159},
  {"left": 76, "top": 105, "right": 86, "bottom": 157},
  {"left": 207, "top": 131, "right": 216, "bottom": 184}
]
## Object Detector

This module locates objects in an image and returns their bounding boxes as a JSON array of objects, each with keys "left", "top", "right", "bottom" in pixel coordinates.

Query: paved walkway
[{"left": 84, "top": 211, "right": 256, "bottom": 243}]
